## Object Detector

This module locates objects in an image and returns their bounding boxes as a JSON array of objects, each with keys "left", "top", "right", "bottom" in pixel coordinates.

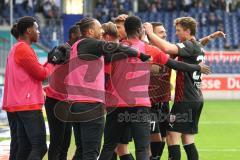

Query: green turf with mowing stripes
[{"left": 41, "top": 100, "right": 240, "bottom": 159}]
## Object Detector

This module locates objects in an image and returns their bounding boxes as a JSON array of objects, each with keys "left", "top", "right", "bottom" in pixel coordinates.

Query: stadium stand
[
  {"left": 0, "top": 0, "right": 63, "bottom": 49},
  {"left": 92, "top": 0, "right": 240, "bottom": 74},
  {"left": 0, "top": 0, "right": 239, "bottom": 74},
  {"left": 94, "top": 0, "right": 240, "bottom": 51}
]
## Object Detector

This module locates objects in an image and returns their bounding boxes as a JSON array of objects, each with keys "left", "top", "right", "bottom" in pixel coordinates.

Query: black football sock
[
  {"left": 120, "top": 153, "right": 135, "bottom": 160},
  {"left": 150, "top": 141, "right": 166, "bottom": 159},
  {"left": 183, "top": 143, "right": 199, "bottom": 160},
  {"left": 168, "top": 145, "right": 181, "bottom": 160},
  {"left": 111, "top": 152, "right": 117, "bottom": 160}
]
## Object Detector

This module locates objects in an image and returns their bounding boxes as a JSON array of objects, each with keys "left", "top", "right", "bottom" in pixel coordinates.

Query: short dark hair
[
  {"left": 11, "top": 23, "right": 19, "bottom": 39},
  {"left": 68, "top": 25, "right": 80, "bottom": 39},
  {"left": 17, "top": 16, "right": 36, "bottom": 35},
  {"left": 76, "top": 17, "right": 96, "bottom": 35},
  {"left": 124, "top": 16, "right": 142, "bottom": 37},
  {"left": 150, "top": 22, "right": 163, "bottom": 29}
]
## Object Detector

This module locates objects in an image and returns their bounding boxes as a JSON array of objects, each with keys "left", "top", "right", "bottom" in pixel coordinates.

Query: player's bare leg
[
  {"left": 111, "top": 144, "right": 134, "bottom": 160},
  {"left": 151, "top": 133, "right": 162, "bottom": 142},
  {"left": 116, "top": 144, "right": 130, "bottom": 156}
]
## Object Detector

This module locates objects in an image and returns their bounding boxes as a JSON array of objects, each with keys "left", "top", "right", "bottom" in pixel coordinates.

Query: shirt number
[{"left": 193, "top": 55, "right": 204, "bottom": 80}]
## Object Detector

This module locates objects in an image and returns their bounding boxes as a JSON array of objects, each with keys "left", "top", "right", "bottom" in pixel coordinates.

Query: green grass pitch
[{"left": 40, "top": 100, "right": 240, "bottom": 159}]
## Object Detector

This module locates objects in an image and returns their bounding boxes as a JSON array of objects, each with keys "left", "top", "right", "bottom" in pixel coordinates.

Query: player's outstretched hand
[
  {"left": 151, "top": 64, "right": 161, "bottom": 74},
  {"left": 48, "top": 44, "right": 70, "bottom": 65},
  {"left": 139, "top": 53, "right": 152, "bottom": 62},
  {"left": 199, "top": 63, "right": 211, "bottom": 75},
  {"left": 210, "top": 31, "right": 226, "bottom": 39},
  {"left": 115, "top": 14, "right": 128, "bottom": 21},
  {"left": 143, "top": 22, "right": 154, "bottom": 36}
]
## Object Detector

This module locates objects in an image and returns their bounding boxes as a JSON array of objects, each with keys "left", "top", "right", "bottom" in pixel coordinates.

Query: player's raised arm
[
  {"left": 153, "top": 52, "right": 210, "bottom": 74},
  {"left": 144, "top": 22, "right": 179, "bottom": 54},
  {"left": 199, "top": 31, "right": 226, "bottom": 46},
  {"left": 77, "top": 38, "right": 151, "bottom": 62},
  {"left": 165, "top": 58, "right": 211, "bottom": 74},
  {"left": 148, "top": 45, "right": 211, "bottom": 74}
]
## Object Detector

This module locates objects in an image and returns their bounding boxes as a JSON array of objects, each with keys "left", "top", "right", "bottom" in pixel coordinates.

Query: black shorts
[
  {"left": 106, "top": 109, "right": 132, "bottom": 144},
  {"left": 119, "top": 125, "right": 132, "bottom": 144},
  {"left": 105, "top": 107, "right": 150, "bottom": 145},
  {"left": 150, "top": 102, "right": 170, "bottom": 137},
  {"left": 167, "top": 101, "right": 203, "bottom": 134}
]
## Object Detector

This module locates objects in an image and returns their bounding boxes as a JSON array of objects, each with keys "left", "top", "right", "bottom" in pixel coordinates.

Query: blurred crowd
[
  {"left": 138, "top": 0, "right": 234, "bottom": 13},
  {"left": 94, "top": 0, "right": 133, "bottom": 22},
  {"left": 94, "top": 0, "right": 240, "bottom": 23},
  {"left": 0, "top": 0, "right": 61, "bottom": 25},
  {"left": 93, "top": 0, "right": 240, "bottom": 50},
  {"left": 1, "top": 0, "right": 240, "bottom": 50}
]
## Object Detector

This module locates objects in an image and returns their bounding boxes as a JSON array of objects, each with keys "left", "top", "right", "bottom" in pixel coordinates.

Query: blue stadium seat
[{"left": 4, "top": 2, "right": 238, "bottom": 51}]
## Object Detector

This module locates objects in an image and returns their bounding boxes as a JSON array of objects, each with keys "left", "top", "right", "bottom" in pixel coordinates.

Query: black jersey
[{"left": 174, "top": 40, "right": 205, "bottom": 102}]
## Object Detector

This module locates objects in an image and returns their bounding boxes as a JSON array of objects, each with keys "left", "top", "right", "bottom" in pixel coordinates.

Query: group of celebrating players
[{"left": 2, "top": 13, "right": 225, "bottom": 160}]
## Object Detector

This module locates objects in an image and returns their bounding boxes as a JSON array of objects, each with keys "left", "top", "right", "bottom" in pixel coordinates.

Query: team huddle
[{"left": 2, "top": 14, "right": 225, "bottom": 160}]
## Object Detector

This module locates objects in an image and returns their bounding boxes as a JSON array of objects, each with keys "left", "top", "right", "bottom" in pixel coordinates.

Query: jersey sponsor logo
[
  {"left": 194, "top": 82, "right": 202, "bottom": 89},
  {"left": 177, "top": 43, "right": 185, "bottom": 48},
  {"left": 169, "top": 114, "right": 176, "bottom": 123}
]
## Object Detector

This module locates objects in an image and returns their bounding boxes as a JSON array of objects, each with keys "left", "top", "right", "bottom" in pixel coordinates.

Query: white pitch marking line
[
  {"left": 200, "top": 121, "right": 240, "bottom": 124},
  {"left": 198, "top": 149, "right": 240, "bottom": 152}
]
